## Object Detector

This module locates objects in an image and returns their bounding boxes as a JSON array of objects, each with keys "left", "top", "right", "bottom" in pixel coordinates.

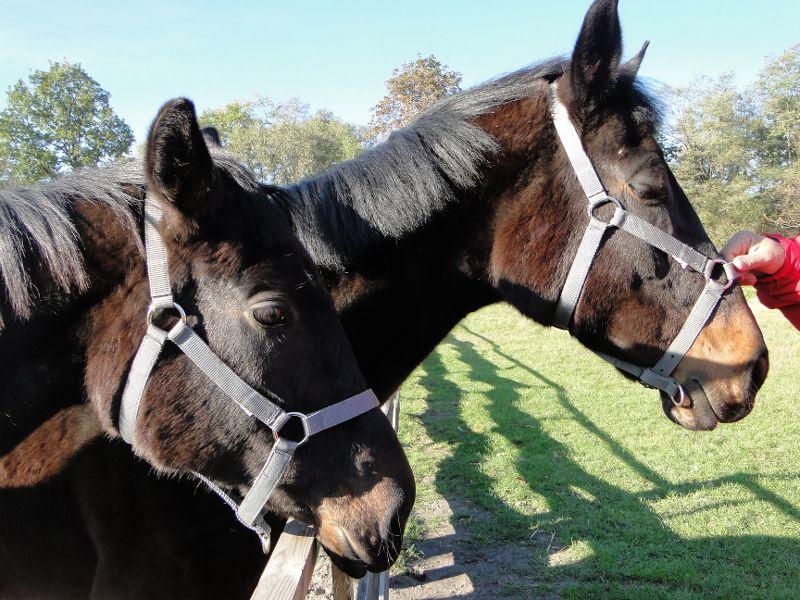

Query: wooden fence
[{"left": 250, "top": 392, "right": 401, "bottom": 600}]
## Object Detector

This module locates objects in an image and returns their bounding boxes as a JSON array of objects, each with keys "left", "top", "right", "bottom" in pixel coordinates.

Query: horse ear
[
  {"left": 145, "top": 98, "right": 213, "bottom": 221},
  {"left": 569, "top": 0, "right": 623, "bottom": 107},
  {"left": 201, "top": 126, "right": 222, "bottom": 148},
  {"left": 621, "top": 40, "right": 649, "bottom": 77}
]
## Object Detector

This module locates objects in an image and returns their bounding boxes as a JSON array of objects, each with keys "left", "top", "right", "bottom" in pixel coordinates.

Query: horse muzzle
[
  {"left": 316, "top": 478, "right": 411, "bottom": 577},
  {"left": 663, "top": 348, "right": 769, "bottom": 431}
]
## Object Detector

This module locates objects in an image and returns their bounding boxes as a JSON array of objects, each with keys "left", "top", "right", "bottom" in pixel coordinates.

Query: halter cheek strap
[
  {"left": 548, "top": 83, "right": 739, "bottom": 405},
  {"left": 119, "top": 198, "right": 379, "bottom": 543}
]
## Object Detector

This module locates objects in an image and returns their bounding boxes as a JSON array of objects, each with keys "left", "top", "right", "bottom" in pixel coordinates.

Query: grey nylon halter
[
  {"left": 548, "top": 83, "right": 739, "bottom": 406},
  {"left": 118, "top": 196, "right": 379, "bottom": 542}
]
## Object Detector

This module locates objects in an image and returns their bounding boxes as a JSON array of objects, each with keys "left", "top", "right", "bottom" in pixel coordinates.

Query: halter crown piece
[
  {"left": 119, "top": 196, "right": 379, "bottom": 543},
  {"left": 548, "top": 82, "right": 739, "bottom": 406}
]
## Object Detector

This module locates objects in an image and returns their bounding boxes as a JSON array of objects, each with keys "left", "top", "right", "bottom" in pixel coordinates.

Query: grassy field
[{"left": 394, "top": 301, "right": 800, "bottom": 599}]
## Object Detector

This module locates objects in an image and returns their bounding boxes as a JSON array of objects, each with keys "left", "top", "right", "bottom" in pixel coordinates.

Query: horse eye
[
  {"left": 630, "top": 181, "right": 663, "bottom": 202},
  {"left": 251, "top": 302, "right": 289, "bottom": 327}
]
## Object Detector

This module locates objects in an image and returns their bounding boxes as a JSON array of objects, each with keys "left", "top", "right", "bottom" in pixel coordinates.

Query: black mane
[
  {"left": 283, "top": 58, "right": 568, "bottom": 269},
  {"left": 280, "top": 56, "right": 664, "bottom": 270},
  {"left": 0, "top": 57, "right": 660, "bottom": 328},
  {"left": 0, "top": 162, "right": 141, "bottom": 328}
]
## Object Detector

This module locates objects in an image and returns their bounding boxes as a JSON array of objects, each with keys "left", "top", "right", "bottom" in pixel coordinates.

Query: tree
[
  {"left": 775, "top": 162, "right": 800, "bottom": 230},
  {"left": 753, "top": 45, "right": 800, "bottom": 232},
  {"left": 665, "top": 47, "right": 800, "bottom": 243},
  {"left": 0, "top": 62, "right": 134, "bottom": 185},
  {"left": 366, "top": 54, "right": 462, "bottom": 143},
  {"left": 200, "top": 97, "right": 362, "bottom": 184},
  {"left": 665, "top": 75, "right": 764, "bottom": 243}
]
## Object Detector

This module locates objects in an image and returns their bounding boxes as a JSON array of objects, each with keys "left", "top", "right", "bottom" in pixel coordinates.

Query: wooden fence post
[{"left": 250, "top": 520, "right": 318, "bottom": 600}]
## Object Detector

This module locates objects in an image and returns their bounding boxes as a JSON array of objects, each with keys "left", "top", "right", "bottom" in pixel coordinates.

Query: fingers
[
  {"left": 722, "top": 231, "right": 786, "bottom": 279},
  {"left": 721, "top": 231, "right": 762, "bottom": 261},
  {"left": 732, "top": 252, "right": 770, "bottom": 272}
]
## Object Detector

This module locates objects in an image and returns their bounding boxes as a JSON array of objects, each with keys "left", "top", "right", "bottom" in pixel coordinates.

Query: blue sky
[{"left": 1, "top": 0, "right": 798, "bottom": 142}]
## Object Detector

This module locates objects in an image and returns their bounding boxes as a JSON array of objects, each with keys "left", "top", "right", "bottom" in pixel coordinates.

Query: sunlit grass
[{"left": 396, "top": 301, "right": 800, "bottom": 598}]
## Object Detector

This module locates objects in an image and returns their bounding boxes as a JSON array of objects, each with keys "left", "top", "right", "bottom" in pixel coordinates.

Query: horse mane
[
  {"left": 0, "top": 151, "right": 261, "bottom": 330},
  {"left": 0, "top": 161, "right": 142, "bottom": 328},
  {"left": 283, "top": 58, "right": 568, "bottom": 268}
]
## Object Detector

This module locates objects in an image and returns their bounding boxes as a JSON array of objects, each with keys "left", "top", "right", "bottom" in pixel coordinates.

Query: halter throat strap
[
  {"left": 548, "top": 82, "right": 738, "bottom": 405},
  {"left": 119, "top": 197, "right": 379, "bottom": 542}
]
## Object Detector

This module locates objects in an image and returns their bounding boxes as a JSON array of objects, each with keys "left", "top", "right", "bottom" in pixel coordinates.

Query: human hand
[{"left": 721, "top": 231, "right": 786, "bottom": 286}]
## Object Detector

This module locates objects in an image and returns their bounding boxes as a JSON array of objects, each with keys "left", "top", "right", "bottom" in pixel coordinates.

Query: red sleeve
[{"left": 755, "top": 234, "right": 800, "bottom": 330}]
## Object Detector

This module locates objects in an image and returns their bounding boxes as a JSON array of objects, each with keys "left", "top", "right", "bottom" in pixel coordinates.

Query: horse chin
[
  {"left": 323, "top": 545, "right": 369, "bottom": 579},
  {"left": 660, "top": 381, "right": 719, "bottom": 431}
]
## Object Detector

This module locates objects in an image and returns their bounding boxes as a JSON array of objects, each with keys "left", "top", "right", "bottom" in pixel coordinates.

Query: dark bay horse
[
  {"left": 0, "top": 100, "right": 413, "bottom": 597},
  {"left": 280, "top": 0, "right": 767, "bottom": 431},
  {"left": 2, "top": 0, "right": 769, "bottom": 596}
]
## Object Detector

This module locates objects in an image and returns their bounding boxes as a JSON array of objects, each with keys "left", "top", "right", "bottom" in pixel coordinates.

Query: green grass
[{"left": 396, "top": 302, "right": 800, "bottom": 598}]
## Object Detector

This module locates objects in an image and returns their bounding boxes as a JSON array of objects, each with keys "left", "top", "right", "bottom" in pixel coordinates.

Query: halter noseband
[
  {"left": 118, "top": 197, "right": 379, "bottom": 542},
  {"left": 549, "top": 82, "right": 739, "bottom": 407}
]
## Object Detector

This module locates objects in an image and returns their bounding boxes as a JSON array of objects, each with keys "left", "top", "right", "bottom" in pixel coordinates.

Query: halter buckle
[
  {"left": 273, "top": 412, "right": 311, "bottom": 446},
  {"left": 146, "top": 301, "right": 188, "bottom": 331}
]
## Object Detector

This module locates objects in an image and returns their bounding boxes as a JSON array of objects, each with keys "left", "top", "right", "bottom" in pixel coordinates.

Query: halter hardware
[
  {"left": 671, "top": 383, "right": 689, "bottom": 408},
  {"left": 146, "top": 301, "right": 187, "bottom": 328},
  {"left": 549, "top": 82, "right": 740, "bottom": 409},
  {"left": 118, "top": 197, "right": 380, "bottom": 545},
  {"left": 273, "top": 411, "right": 311, "bottom": 445},
  {"left": 707, "top": 258, "right": 739, "bottom": 292},
  {"left": 588, "top": 193, "right": 623, "bottom": 216}
]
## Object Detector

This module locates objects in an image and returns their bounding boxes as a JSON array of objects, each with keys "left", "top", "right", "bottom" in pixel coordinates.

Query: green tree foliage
[
  {"left": 367, "top": 54, "right": 461, "bottom": 143},
  {"left": 666, "top": 46, "right": 800, "bottom": 243},
  {"left": 0, "top": 62, "right": 134, "bottom": 185},
  {"left": 200, "top": 97, "right": 361, "bottom": 184},
  {"left": 754, "top": 45, "right": 800, "bottom": 231},
  {"left": 664, "top": 75, "right": 762, "bottom": 243}
]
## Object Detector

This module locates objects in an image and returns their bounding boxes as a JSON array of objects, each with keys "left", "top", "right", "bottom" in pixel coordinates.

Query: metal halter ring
[
  {"left": 706, "top": 258, "right": 740, "bottom": 292},
  {"left": 273, "top": 412, "right": 311, "bottom": 446},
  {"left": 588, "top": 195, "right": 626, "bottom": 228},
  {"left": 587, "top": 194, "right": 625, "bottom": 217},
  {"left": 146, "top": 301, "right": 188, "bottom": 329},
  {"left": 670, "top": 383, "right": 688, "bottom": 408}
]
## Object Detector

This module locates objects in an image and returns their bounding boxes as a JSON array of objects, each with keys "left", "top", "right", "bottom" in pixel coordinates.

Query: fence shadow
[{"left": 407, "top": 325, "right": 800, "bottom": 598}]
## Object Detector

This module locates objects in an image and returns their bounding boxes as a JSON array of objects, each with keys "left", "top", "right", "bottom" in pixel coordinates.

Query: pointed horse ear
[
  {"left": 621, "top": 40, "right": 649, "bottom": 77},
  {"left": 569, "top": 0, "right": 623, "bottom": 108},
  {"left": 145, "top": 98, "right": 214, "bottom": 229}
]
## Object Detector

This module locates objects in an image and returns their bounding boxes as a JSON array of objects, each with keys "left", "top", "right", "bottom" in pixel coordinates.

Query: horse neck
[
  {"left": 0, "top": 197, "right": 143, "bottom": 454},
  {"left": 323, "top": 204, "right": 501, "bottom": 398},
  {"left": 284, "top": 87, "right": 555, "bottom": 398}
]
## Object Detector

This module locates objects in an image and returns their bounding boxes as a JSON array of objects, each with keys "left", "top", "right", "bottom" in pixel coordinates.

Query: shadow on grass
[{"left": 409, "top": 325, "right": 800, "bottom": 598}]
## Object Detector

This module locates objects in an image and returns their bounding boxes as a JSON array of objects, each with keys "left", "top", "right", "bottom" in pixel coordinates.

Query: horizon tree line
[{"left": 1, "top": 49, "right": 797, "bottom": 243}]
